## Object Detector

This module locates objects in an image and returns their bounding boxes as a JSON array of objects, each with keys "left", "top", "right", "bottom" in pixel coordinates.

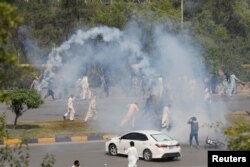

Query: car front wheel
[
  {"left": 143, "top": 149, "right": 152, "bottom": 161},
  {"left": 109, "top": 144, "right": 118, "bottom": 156}
]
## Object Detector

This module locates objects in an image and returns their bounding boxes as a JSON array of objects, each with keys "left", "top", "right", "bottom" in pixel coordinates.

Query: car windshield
[{"left": 151, "top": 134, "right": 172, "bottom": 142}]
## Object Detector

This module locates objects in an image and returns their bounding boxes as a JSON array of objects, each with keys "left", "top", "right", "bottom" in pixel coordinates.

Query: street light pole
[{"left": 181, "top": 0, "right": 183, "bottom": 27}]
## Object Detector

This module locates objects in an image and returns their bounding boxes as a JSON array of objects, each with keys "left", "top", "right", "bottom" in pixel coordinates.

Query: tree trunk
[{"left": 14, "top": 114, "right": 19, "bottom": 129}]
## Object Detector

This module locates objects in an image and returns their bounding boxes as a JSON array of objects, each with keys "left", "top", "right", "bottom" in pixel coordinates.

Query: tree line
[{"left": 1, "top": 0, "right": 250, "bottom": 88}]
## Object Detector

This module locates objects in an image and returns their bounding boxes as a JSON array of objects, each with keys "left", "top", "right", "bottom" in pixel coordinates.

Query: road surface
[{"left": 29, "top": 141, "right": 208, "bottom": 167}]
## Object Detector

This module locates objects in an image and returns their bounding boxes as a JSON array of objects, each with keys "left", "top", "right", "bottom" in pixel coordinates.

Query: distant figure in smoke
[
  {"left": 161, "top": 105, "right": 171, "bottom": 131},
  {"left": 84, "top": 95, "right": 97, "bottom": 122},
  {"left": 156, "top": 77, "right": 164, "bottom": 98},
  {"left": 130, "top": 76, "right": 141, "bottom": 97},
  {"left": 222, "top": 73, "right": 230, "bottom": 96},
  {"left": 210, "top": 73, "right": 218, "bottom": 94},
  {"left": 63, "top": 94, "right": 76, "bottom": 121},
  {"left": 44, "top": 78, "right": 55, "bottom": 100},
  {"left": 187, "top": 116, "right": 199, "bottom": 148},
  {"left": 101, "top": 74, "right": 110, "bottom": 97},
  {"left": 229, "top": 72, "right": 242, "bottom": 96},
  {"left": 161, "top": 90, "right": 173, "bottom": 131},
  {"left": 120, "top": 103, "right": 139, "bottom": 128},
  {"left": 204, "top": 87, "right": 212, "bottom": 119},
  {"left": 140, "top": 74, "right": 147, "bottom": 97},
  {"left": 204, "top": 87, "right": 211, "bottom": 104},
  {"left": 144, "top": 92, "right": 160, "bottom": 118},
  {"left": 30, "top": 76, "right": 41, "bottom": 93},
  {"left": 146, "top": 77, "right": 166, "bottom": 118},
  {"left": 74, "top": 78, "right": 82, "bottom": 99},
  {"left": 81, "top": 76, "right": 91, "bottom": 100}
]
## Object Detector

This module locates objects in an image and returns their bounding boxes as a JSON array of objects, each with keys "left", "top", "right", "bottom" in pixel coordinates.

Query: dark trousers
[
  {"left": 189, "top": 132, "right": 199, "bottom": 146},
  {"left": 45, "top": 89, "right": 55, "bottom": 100}
]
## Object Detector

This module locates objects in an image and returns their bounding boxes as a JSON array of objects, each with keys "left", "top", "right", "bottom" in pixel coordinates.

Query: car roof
[{"left": 128, "top": 130, "right": 164, "bottom": 135}]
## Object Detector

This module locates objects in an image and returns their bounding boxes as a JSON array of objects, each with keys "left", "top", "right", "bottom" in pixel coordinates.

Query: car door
[
  {"left": 118, "top": 133, "right": 136, "bottom": 154},
  {"left": 132, "top": 133, "right": 148, "bottom": 157}
]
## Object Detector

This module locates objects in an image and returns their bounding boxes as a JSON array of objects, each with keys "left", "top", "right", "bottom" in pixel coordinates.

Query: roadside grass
[
  {"left": 5, "top": 120, "right": 100, "bottom": 139},
  {"left": 227, "top": 110, "right": 250, "bottom": 125},
  {"left": 4, "top": 110, "right": 250, "bottom": 139}
]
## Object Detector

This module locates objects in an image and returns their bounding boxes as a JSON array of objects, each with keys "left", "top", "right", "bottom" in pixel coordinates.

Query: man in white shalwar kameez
[
  {"left": 81, "top": 76, "right": 91, "bottom": 100},
  {"left": 30, "top": 77, "right": 41, "bottom": 93},
  {"left": 161, "top": 106, "right": 170, "bottom": 130},
  {"left": 63, "top": 94, "right": 76, "bottom": 121},
  {"left": 74, "top": 78, "right": 82, "bottom": 99},
  {"left": 119, "top": 103, "right": 139, "bottom": 128},
  {"left": 84, "top": 96, "right": 97, "bottom": 122},
  {"left": 229, "top": 73, "right": 241, "bottom": 96},
  {"left": 125, "top": 141, "right": 139, "bottom": 167}
]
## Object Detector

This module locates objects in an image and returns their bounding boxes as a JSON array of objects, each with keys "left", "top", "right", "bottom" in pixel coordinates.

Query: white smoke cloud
[{"left": 24, "top": 20, "right": 228, "bottom": 144}]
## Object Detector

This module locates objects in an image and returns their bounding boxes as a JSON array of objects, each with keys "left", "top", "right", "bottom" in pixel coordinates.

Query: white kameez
[
  {"left": 84, "top": 97, "right": 97, "bottom": 122},
  {"left": 64, "top": 96, "right": 75, "bottom": 120},
  {"left": 81, "top": 76, "right": 90, "bottom": 100},
  {"left": 161, "top": 106, "right": 170, "bottom": 129},
  {"left": 125, "top": 146, "right": 139, "bottom": 167}
]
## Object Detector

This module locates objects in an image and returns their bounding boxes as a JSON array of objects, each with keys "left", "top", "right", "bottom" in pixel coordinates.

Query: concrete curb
[
  {"left": 0, "top": 134, "right": 112, "bottom": 145},
  {"left": 0, "top": 134, "right": 209, "bottom": 149},
  {"left": 0, "top": 134, "right": 205, "bottom": 148}
]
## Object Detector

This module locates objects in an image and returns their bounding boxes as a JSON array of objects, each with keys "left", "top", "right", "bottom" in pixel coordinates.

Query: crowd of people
[{"left": 29, "top": 68, "right": 248, "bottom": 152}]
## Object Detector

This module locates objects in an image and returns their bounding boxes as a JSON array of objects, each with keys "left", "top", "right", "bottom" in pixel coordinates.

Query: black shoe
[{"left": 63, "top": 116, "right": 66, "bottom": 120}]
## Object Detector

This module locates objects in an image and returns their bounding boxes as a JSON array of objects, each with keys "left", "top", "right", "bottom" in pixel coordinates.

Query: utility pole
[{"left": 181, "top": 0, "right": 183, "bottom": 28}]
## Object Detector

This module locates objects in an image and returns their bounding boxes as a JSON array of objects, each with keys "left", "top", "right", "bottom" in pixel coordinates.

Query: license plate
[{"left": 169, "top": 146, "right": 175, "bottom": 149}]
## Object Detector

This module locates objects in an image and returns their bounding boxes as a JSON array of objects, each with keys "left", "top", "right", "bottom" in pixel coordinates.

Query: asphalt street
[
  {"left": 1, "top": 92, "right": 250, "bottom": 139},
  {"left": 28, "top": 141, "right": 208, "bottom": 167},
  {"left": 1, "top": 93, "right": 250, "bottom": 127},
  {"left": 1, "top": 91, "right": 250, "bottom": 166}
]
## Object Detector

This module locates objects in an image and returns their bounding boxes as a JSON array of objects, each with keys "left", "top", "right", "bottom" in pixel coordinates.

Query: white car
[{"left": 105, "top": 130, "right": 181, "bottom": 161}]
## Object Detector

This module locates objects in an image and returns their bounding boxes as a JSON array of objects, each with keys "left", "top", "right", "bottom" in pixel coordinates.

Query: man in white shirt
[
  {"left": 81, "top": 76, "right": 91, "bottom": 100},
  {"left": 83, "top": 95, "right": 97, "bottom": 122},
  {"left": 125, "top": 141, "right": 139, "bottom": 167},
  {"left": 63, "top": 94, "right": 75, "bottom": 121},
  {"left": 30, "top": 76, "right": 41, "bottom": 93}
]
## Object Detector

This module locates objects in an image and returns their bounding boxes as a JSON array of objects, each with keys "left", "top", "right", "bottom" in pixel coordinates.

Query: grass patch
[
  {"left": 4, "top": 111, "right": 250, "bottom": 139},
  {"left": 227, "top": 110, "right": 250, "bottom": 125},
  {"left": 5, "top": 120, "right": 101, "bottom": 139}
]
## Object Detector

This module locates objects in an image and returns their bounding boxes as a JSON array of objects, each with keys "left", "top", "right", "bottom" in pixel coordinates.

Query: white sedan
[{"left": 105, "top": 130, "right": 181, "bottom": 161}]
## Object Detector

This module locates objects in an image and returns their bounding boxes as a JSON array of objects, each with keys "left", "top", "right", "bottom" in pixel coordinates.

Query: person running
[
  {"left": 83, "top": 95, "right": 97, "bottom": 122},
  {"left": 119, "top": 103, "right": 139, "bottom": 128},
  {"left": 63, "top": 94, "right": 76, "bottom": 121},
  {"left": 44, "top": 78, "right": 55, "bottom": 100}
]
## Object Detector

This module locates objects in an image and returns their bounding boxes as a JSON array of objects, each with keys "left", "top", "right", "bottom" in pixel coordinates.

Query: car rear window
[{"left": 151, "top": 134, "right": 172, "bottom": 142}]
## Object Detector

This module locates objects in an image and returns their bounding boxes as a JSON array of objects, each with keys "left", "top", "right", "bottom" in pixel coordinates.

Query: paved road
[
  {"left": 1, "top": 93, "right": 249, "bottom": 166},
  {"left": 29, "top": 141, "right": 208, "bottom": 167},
  {"left": 1, "top": 93, "right": 250, "bottom": 136},
  {"left": 1, "top": 94, "right": 250, "bottom": 122}
]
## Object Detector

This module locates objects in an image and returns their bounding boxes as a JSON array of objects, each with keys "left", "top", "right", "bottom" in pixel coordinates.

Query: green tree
[
  {"left": 224, "top": 123, "right": 250, "bottom": 150},
  {"left": 0, "top": 2, "right": 24, "bottom": 88},
  {"left": 90, "top": 1, "right": 135, "bottom": 28},
  {"left": 0, "top": 89, "right": 43, "bottom": 129},
  {"left": 0, "top": 113, "right": 55, "bottom": 167},
  {"left": 41, "top": 153, "right": 56, "bottom": 167}
]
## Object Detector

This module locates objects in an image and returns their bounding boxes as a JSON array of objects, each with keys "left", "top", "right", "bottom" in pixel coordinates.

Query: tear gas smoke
[{"left": 25, "top": 20, "right": 228, "bottom": 142}]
